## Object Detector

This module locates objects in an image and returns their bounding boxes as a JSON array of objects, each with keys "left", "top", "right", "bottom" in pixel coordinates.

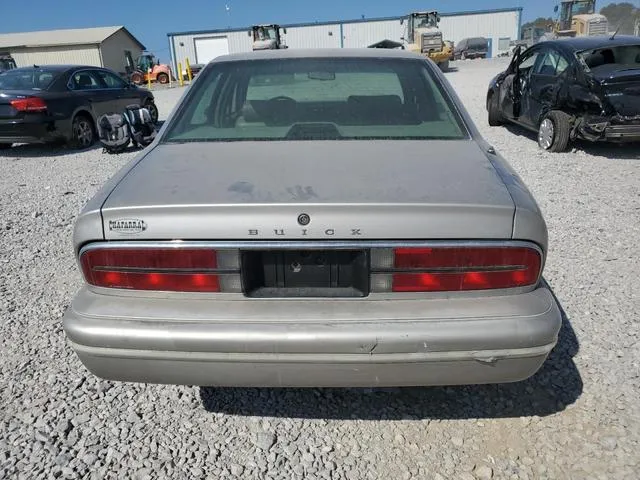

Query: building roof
[
  {"left": 0, "top": 26, "right": 145, "bottom": 50},
  {"left": 167, "top": 7, "right": 523, "bottom": 37}
]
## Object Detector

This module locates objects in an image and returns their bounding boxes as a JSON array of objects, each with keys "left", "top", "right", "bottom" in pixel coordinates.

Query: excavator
[
  {"left": 125, "top": 51, "right": 174, "bottom": 85},
  {"left": 250, "top": 24, "right": 288, "bottom": 50}
]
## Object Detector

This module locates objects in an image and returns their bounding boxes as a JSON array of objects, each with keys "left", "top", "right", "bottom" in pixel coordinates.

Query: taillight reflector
[
  {"left": 376, "top": 246, "right": 541, "bottom": 292},
  {"left": 10, "top": 97, "right": 47, "bottom": 112},
  {"left": 79, "top": 248, "right": 239, "bottom": 292}
]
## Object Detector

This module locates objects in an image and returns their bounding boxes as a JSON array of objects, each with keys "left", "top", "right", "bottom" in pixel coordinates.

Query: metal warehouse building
[
  {"left": 168, "top": 7, "right": 522, "bottom": 72},
  {"left": 0, "top": 26, "right": 145, "bottom": 76}
]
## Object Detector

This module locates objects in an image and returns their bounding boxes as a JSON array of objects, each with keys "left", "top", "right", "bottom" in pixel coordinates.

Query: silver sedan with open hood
[{"left": 63, "top": 49, "right": 561, "bottom": 387}]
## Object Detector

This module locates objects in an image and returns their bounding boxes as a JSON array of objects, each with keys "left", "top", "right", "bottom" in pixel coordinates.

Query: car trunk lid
[{"left": 101, "top": 140, "right": 516, "bottom": 240}]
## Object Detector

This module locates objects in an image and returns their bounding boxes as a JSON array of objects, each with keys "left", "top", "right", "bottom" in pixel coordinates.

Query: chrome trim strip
[{"left": 80, "top": 239, "right": 543, "bottom": 254}]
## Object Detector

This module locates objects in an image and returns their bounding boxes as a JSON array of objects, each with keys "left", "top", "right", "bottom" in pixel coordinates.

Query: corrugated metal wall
[
  {"left": 168, "top": 9, "right": 520, "bottom": 68},
  {"left": 284, "top": 24, "right": 341, "bottom": 49},
  {"left": 440, "top": 10, "right": 520, "bottom": 56},
  {"left": 100, "top": 29, "right": 143, "bottom": 75},
  {"left": 342, "top": 19, "right": 403, "bottom": 48},
  {"left": 10, "top": 45, "right": 101, "bottom": 68}
]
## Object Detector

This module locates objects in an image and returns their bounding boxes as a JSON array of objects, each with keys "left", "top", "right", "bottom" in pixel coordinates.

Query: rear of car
[
  {"left": 0, "top": 67, "right": 63, "bottom": 146},
  {"left": 455, "top": 38, "right": 488, "bottom": 60},
  {"left": 577, "top": 42, "right": 640, "bottom": 143},
  {"left": 63, "top": 50, "right": 561, "bottom": 387}
]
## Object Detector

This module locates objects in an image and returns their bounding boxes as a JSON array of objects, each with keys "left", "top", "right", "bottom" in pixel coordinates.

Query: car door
[
  {"left": 95, "top": 69, "right": 142, "bottom": 111},
  {"left": 68, "top": 70, "right": 113, "bottom": 119},
  {"left": 498, "top": 46, "right": 543, "bottom": 123},
  {"left": 525, "top": 47, "right": 572, "bottom": 127}
]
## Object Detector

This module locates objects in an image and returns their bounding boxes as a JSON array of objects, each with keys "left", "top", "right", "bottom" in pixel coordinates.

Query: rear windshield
[
  {"left": 162, "top": 58, "right": 467, "bottom": 143},
  {"left": 579, "top": 44, "right": 640, "bottom": 71},
  {"left": 0, "top": 68, "right": 58, "bottom": 90}
]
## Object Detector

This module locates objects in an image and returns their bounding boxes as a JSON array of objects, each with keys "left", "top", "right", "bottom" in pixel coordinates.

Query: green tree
[{"left": 600, "top": 2, "right": 640, "bottom": 35}]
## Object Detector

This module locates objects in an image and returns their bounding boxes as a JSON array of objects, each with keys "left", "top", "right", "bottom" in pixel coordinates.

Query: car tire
[
  {"left": 156, "top": 73, "right": 169, "bottom": 84},
  {"left": 145, "top": 100, "right": 159, "bottom": 124},
  {"left": 439, "top": 60, "right": 450, "bottom": 72},
  {"left": 0, "top": 143, "right": 12, "bottom": 150},
  {"left": 538, "top": 111, "right": 571, "bottom": 153},
  {"left": 70, "top": 114, "right": 95, "bottom": 150},
  {"left": 487, "top": 93, "right": 503, "bottom": 127},
  {"left": 461, "top": 52, "right": 467, "bottom": 60}
]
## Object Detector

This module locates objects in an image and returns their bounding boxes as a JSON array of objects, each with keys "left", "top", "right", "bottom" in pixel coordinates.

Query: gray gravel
[{"left": 1, "top": 59, "right": 639, "bottom": 479}]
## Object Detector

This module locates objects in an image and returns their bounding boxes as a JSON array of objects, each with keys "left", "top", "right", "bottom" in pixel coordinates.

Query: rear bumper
[
  {"left": 579, "top": 115, "right": 640, "bottom": 143},
  {"left": 63, "top": 287, "right": 562, "bottom": 387},
  {"left": 0, "top": 118, "right": 66, "bottom": 144}
]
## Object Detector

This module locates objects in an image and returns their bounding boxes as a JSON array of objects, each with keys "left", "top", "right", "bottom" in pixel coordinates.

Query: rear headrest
[{"left": 347, "top": 95, "right": 402, "bottom": 109}]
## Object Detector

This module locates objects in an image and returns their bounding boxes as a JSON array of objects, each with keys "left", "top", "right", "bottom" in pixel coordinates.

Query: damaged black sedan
[{"left": 487, "top": 36, "right": 640, "bottom": 152}]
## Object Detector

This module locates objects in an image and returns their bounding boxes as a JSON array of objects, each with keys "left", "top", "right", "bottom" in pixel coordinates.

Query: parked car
[
  {"left": 0, "top": 65, "right": 158, "bottom": 150},
  {"left": 487, "top": 36, "right": 640, "bottom": 152},
  {"left": 63, "top": 49, "right": 561, "bottom": 388},
  {"left": 454, "top": 37, "right": 489, "bottom": 60}
]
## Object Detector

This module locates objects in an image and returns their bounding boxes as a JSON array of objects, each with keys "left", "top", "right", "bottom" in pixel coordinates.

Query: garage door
[{"left": 194, "top": 37, "right": 230, "bottom": 64}]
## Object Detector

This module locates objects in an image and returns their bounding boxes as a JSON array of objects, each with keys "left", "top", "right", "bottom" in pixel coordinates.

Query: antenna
[{"left": 609, "top": 25, "right": 621, "bottom": 40}]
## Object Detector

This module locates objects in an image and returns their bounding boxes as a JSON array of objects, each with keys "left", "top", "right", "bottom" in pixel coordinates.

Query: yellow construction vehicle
[
  {"left": 553, "top": 1, "right": 609, "bottom": 38},
  {"left": 400, "top": 11, "right": 453, "bottom": 70}
]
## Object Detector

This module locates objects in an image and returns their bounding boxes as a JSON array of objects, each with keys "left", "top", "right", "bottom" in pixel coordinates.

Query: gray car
[{"left": 63, "top": 49, "right": 562, "bottom": 388}]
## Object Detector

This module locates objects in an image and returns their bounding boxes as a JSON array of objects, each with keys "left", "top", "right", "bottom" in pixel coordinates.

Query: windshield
[
  {"left": 412, "top": 14, "right": 438, "bottom": 30},
  {"left": 162, "top": 58, "right": 467, "bottom": 143},
  {"left": 0, "top": 68, "right": 58, "bottom": 90},
  {"left": 254, "top": 27, "right": 277, "bottom": 41},
  {"left": 578, "top": 45, "right": 640, "bottom": 71}
]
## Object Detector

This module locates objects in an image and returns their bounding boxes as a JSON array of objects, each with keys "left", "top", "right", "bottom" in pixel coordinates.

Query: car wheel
[
  {"left": 439, "top": 60, "right": 450, "bottom": 72},
  {"left": 70, "top": 114, "right": 95, "bottom": 150},
  {"left": 0, "top": 143, "right": 12, "bottom": 150},
  {"left": 157, "top": 73, "right": 169, "bottom": 84},
  {"left": 538, "top": 111, "right": 571, "bottom": 153},
  {"left": 461, "top": 52, "right": 467, "bottom": 60},
  {"left": 145, "top": 100, "right": 159, "bottom": 124},
  {"left": 487, "top": 93, "right": 503, "bottom": 127}
]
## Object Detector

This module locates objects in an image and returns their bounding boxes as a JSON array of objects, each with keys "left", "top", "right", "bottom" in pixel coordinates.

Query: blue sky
[{"left": 1, "top": 0, "right": 622, "bottom": 62}]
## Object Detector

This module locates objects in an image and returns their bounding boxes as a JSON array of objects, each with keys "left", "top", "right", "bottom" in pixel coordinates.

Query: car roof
[
  {"left": 213, "top": 48, "right": 425, "bottom": 63},
  {"left": 4, "top": 65, "right": 107, "bottom": 73},
  {"left": 543, "top": 35, "right": 640, "bottom": 53}
]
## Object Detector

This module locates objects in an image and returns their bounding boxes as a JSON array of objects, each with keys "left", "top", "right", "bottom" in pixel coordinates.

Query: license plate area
[{"left": 242, "top": 250, "right": 369, "bottom": 298}]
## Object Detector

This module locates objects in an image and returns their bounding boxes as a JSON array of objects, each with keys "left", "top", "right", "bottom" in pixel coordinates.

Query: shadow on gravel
[
  {"left": 0, "top": 143, "right": 102, "bottom": 158},
  {"left": 1, "top": 121, "right": 165, "bottom": 159},
  {"left": 503, "top": 124, "right": 640, "bottom": 160},
  {"left": 199, "top": 280, "right": 582, "bottom": 420}
]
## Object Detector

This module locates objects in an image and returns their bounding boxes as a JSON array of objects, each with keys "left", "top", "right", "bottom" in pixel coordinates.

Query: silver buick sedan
[{"left": 63, "top": 49, "right": 561, "bottom": 387}]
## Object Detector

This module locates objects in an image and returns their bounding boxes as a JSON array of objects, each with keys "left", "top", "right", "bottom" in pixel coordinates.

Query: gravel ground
[{"left": 1, "top": 58, "right": 639, "bottom": 480}]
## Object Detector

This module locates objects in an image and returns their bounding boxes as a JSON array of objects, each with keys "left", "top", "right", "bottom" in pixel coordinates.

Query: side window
[
  {"left": 517, "top": 49, "right": 541, "bottom": 72},
  {"left": 68, "top": 71, "right": 101, "bottom": 90},
  {"left": 96, "top": 70, "right": 126, "bottom": 89},
  {"left": 535, "top": 50, "right": 570, "bottom": 76}
]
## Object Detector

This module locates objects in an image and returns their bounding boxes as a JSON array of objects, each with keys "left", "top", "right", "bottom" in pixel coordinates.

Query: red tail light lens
[
  {"left": 10, "top": 97, "right": 47, "bottom": 112},
  {"left": 80, "top": 248, "right": 240, "bottom": 292},
  {"left": 381, "top": 246, "right": 541, "bottom": 292}
]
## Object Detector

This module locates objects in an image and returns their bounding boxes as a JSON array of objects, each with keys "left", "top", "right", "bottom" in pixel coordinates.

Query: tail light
[
  {"left": 10, "top": 97, "right": 47, "bottom": 112},
  {"left": 79, "top": 247, "right": 241, "bottom": 293},
  {"left": 371, "top": 245, "right": 541, "bottom": 292}
]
